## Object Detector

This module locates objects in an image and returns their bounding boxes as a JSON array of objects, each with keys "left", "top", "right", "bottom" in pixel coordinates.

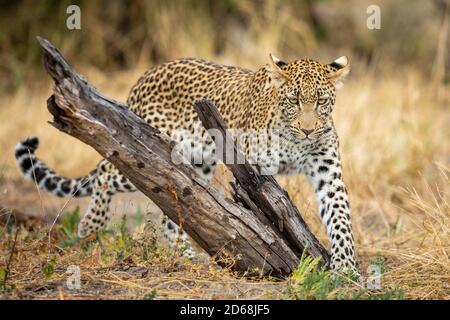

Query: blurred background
[
  {"left": 0, "top": 0, "right": 448, "bottom": 298},
  {"left": 0, "top": 0, "right": 449, "bottom": 92}
]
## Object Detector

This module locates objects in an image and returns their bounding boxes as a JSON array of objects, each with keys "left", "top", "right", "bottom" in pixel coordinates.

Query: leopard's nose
[{"left": 301, "top": 129, "right": 314, "bottom": 136}]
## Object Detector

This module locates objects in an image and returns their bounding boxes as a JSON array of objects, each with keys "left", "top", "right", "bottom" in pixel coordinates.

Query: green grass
[
  {"left": 284, "top": 254, "right": 405, "bottom": 300},
  {"left": 58, "top": 206, "right": 81, "bottom": 249}
]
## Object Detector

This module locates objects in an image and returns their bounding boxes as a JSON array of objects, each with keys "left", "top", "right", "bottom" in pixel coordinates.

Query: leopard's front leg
[{"left": 303, "top": 142, "right": 358, "bottom": 274}]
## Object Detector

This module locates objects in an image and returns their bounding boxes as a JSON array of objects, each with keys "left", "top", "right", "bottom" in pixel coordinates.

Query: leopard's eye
[
  {"left": 317, "top": 97, "right": 328, "bottom": 105},
  {"left": 287, "top": 96, "right": 298, "bottom": 105}
]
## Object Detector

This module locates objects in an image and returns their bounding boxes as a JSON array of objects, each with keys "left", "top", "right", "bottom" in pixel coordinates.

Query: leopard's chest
[{"left": 244, "top": 134, "right": 316, "bottom": 176}]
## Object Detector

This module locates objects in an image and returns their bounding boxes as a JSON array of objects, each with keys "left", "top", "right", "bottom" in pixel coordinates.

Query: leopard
[{"left": 15, "top": 54, "right": 358, "bottom": 274}]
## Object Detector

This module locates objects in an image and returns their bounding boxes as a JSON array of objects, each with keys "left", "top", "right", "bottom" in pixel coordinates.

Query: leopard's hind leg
[
  {"left": 159, "top": 126, "right": 218, "bottom": 259},
  {"left": 78, "top": 159, "right": 136, "bottom": 237},
  {"left": 78, "top": 159, "right": 200, "bottom": 260}
]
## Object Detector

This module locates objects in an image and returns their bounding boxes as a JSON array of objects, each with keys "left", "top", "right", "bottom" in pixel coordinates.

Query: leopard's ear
[
  {"left": 327, "top": 56, "right": 350, "bottom": 89},
  {"left": 268, "top": 53, "right": 288, "bottom": 86}
]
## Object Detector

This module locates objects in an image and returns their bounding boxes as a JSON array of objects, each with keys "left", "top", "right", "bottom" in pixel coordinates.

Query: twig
[
  {"left": 28, "top": 149, "right": 47, "bottom": 221},
  {"left": 47, "top": 174, "right": 94, "bottom": 251}
]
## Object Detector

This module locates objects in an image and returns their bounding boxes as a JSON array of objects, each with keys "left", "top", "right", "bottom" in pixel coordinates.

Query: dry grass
[
  {"left": 0, "top": 213, "right": 287, "bottom": 299},
  {"left": 0, "top": 52, "right": 449, "bottom": 299}
]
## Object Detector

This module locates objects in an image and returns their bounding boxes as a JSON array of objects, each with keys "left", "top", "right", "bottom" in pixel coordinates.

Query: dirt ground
[
  {"left": 1, "top": 177, "right": 290, "bottom": 300},
  {"left": 0, "top": 164, "right": 290, "bottom": 300}
]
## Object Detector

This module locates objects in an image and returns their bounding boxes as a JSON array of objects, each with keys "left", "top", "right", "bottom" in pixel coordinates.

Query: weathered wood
[{"left": 37, "top": 36, "right": 329, "bottom": 276}]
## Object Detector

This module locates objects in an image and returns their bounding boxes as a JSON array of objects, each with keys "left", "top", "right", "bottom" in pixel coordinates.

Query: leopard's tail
[{"left": 15, "top": 136, "right": 95, "bottom": 198}]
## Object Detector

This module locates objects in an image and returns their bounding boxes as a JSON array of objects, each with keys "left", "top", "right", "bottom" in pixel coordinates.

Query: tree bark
[{"left": 37, "top": 36, "right": 330, "bottom": 277}]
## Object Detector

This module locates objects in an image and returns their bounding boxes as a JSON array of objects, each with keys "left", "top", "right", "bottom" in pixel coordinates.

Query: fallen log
[{"left": 36, "top": 36, "right": 330, "bottom": 276}]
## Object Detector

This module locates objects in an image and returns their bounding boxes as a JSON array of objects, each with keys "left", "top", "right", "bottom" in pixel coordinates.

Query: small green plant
[
  {"left": 0, "top": 267, "right": 7, "bottom": 289},
  {"left": 43, "top": 256, "right": 57, "bottom": 279},
  {"left": 58, "top": 206, "right": 81, "bottom": 248},
  {"left": 112, "top": 215, "right": 132, "bottom": 261},
  {"left": 286, "top": 255, "right": 342, "bottom": 300},
  {"left": 115, "top": 236, "right": 127, "bottom": 261},
  {"left": 143, "top": 289, "right": 157, "bottom": 300},
  {"left": 370, "top": 252, "right": 388, "bottom": 275},
  {"left": 0, "top": 266, "right": 16, "bottom": 292},
  {"left": 284, "top": 253, "right": 406, "bottom": 300},
  {"left": 88, "top": 215, "right": 134, "bottom": 262}
]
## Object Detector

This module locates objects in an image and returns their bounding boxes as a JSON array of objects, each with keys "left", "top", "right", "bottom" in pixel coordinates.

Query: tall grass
[{"left": 0, "top": 0, "right": 447, "bottom": 92}]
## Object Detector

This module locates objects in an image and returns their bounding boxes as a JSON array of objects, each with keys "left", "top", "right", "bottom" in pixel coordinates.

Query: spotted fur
[{"left": 15, "top": 54, "right": 357, "bottom": 272}]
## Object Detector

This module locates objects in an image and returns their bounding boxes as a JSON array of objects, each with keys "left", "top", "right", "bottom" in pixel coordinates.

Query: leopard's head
[{"left": 267, "top": 54, "right": 350, "bottom": 141}]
